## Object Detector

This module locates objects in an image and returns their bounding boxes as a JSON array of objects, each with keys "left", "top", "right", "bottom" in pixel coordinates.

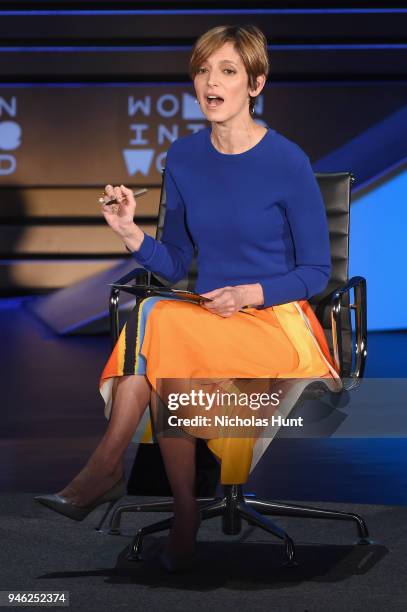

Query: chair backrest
[
  {"left": 154, "top": 169, "right": 354, "bottom": 377},
  {"left": 312, "top": 172, "right": 353, "bottom": 377}
]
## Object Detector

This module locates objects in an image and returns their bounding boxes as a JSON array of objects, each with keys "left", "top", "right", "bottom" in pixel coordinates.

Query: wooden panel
[
  {"left": 0, "top": 224, "right": 156, "bottom": 254},
  {"left": 0, "top": 258, "right": 125, "bottom": 289},
  {"left": 0, "top": 48, "right": 406, "bottom": 79},
  {"left": 0, "top": 187, "right": 161, "bottom": 218},
  {"left": 0, "top": 10, "right": 404, "bottom": 42},
  {"left": 1, "top": 84, "right": 405, "bottom": 188}
]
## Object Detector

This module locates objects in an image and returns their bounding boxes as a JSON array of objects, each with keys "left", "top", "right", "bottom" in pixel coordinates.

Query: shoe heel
[{"left": 94, "top": 499, "right": 118, "bottom": 532}]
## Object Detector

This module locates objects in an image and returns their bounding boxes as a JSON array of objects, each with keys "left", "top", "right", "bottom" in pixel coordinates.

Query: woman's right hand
[{"left": 101, "top": 184, "right": 139, "bottom": 238}]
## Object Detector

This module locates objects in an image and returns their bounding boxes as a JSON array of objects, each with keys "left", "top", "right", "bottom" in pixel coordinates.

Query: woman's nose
[{"left": 206, "top": 72, "right": 218, "bottom": 87}]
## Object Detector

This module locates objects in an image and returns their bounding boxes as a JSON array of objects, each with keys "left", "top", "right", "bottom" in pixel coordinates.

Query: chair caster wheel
[
  {"left": 125, "top": 551, "right": 144, "bottom": 562},
  {"left": 282, "top": 559, "right": 299, "bottom": 568},
  {"left": 355, "top": 537, "right": 375, "bottom": 546},
  {"left": 108, "top": 528, "right": 121, "bottom": 535}
]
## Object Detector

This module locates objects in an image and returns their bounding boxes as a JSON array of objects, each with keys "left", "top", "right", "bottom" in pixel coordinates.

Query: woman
[{"left": 36, "top": 24, "right": 341, "bottom": 570}]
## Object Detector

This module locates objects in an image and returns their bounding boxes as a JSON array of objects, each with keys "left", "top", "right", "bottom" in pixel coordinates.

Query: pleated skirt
[{"left": 99, "top": 296, "right": 342, "bottom": 484}]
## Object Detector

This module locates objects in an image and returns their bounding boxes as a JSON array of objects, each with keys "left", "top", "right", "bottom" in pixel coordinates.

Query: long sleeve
[
  {"left": 259, "top": 155, "right": 331, "bottom": 308},
  {"left": 130, "top": 160, "right": 195, "bottom": 284}
]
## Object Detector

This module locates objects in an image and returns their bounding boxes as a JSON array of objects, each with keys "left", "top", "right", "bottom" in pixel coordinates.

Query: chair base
[{"left": 103, "top": 484, "right": 371, "bottom": 565}]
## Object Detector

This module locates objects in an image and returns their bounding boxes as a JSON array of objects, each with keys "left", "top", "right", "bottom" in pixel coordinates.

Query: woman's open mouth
[{"left": 206, "top": 95, "right": 224, "bottom": 109}]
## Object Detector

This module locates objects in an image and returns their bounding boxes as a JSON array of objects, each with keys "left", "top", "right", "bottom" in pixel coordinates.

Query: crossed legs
[
  {"left": 57, "top": 374, "right": 151, "bottom": 506},
  {"left": 57, "top": 374, "right": 200, "bottom": 558}
]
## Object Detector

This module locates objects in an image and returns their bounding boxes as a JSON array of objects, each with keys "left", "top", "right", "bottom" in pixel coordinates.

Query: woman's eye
[{"left": 196, "top": 67, "right": 235, "bottom": 74}]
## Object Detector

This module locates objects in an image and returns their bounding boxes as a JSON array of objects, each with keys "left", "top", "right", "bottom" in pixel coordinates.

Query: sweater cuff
[
  {"left": 259, "top": 273, "right": 308, "bottom": 308},
  {"left": 130, "top": 232, "right": 156, "bottom": 265}
]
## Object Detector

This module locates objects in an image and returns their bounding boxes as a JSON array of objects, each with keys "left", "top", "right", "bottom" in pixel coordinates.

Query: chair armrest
[
  {"left": 109, "top": 267, "right": 150, "bottom": 346},
  {"left": 113, "top": 266, "right": 150, "bottom": 287},
  {"left": 330, "top": 275, "right": 367, "bottom": 387}
]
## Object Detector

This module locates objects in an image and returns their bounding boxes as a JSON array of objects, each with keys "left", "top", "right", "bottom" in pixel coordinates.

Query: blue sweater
[{"left": 131, "top": 126, "right": 331, "bottom": 308}]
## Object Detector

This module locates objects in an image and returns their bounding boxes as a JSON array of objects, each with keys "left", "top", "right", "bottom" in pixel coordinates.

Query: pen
[{"left": 98, "top": 188, "right": 148, "bottom": 205}]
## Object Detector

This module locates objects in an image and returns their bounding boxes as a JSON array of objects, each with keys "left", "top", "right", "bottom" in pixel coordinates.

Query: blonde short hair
[{"left": 189, "top": 24, "right": 270, "bottom": 115}]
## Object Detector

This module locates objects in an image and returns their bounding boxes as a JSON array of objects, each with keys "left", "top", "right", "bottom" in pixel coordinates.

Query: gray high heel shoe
[{"left": 34, "top": 477, "right": 127, "bottom": 530}]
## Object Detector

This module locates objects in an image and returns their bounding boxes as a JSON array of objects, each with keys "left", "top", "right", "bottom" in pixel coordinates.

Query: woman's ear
[{"left": 249, "top": 74, "right": 266, "bottom": 98}]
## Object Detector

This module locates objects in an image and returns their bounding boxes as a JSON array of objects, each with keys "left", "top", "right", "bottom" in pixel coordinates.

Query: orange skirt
[{"left": 99, "top": 297, "right": 342, "bottom": 484}]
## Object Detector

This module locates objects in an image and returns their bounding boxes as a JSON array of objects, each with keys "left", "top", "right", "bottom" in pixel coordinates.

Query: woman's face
[{"left": 193, "top": 41, "right": 260, "bottom": 123}]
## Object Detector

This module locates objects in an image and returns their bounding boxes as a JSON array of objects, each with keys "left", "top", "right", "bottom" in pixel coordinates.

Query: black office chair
[{"left": 105, "top": 167, "right": 369, "bottom": 565}]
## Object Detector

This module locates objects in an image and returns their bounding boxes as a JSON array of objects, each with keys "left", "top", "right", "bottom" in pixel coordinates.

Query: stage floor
[
  {"left": 1, "top": 296, "right": 407, "bottom": 505},
  {"left": 2, "top": 491, "right": 406, "bottom": 612}
]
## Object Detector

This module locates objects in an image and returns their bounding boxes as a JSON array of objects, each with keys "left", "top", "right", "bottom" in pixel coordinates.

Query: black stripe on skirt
[{"left": 123, "top": 296, "right": 149, "bottom": 375}]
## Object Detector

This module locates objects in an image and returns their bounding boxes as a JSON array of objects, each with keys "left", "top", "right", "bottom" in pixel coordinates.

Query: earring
[{"left": 195, "top": 98, "right": 200, "bottom": 105}]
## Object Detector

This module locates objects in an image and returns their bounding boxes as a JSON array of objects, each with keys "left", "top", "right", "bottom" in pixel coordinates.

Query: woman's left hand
[{"left": 200, "top": 286, "right": 246, "bottom": 318}]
